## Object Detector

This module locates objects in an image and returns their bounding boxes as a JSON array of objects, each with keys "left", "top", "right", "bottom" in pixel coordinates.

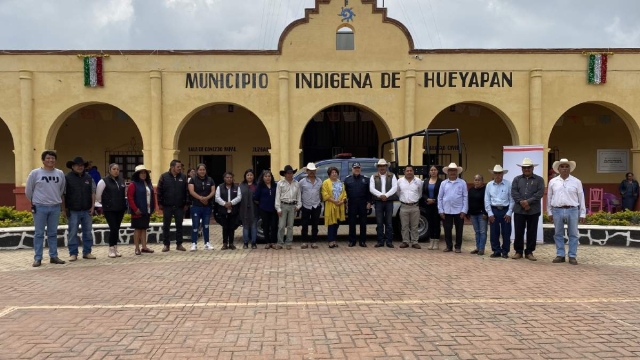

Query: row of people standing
[
  {"left": 265, "top": 159, "right": 433, "bottom": 250},
  {"left": 25, "top": 152, "right": 156, "bottom": 266},
  {"left": 264, "top": 160, "right": 397, "bottom": 250},
  {"left": 462, "top": 158, "right": 586, "bottom": 265},
  {"left": 25, "top": 150, "right": 587, "bottom": 267},
  {"left": 438, "top": 159, "right": 547, "bottom": 258}
]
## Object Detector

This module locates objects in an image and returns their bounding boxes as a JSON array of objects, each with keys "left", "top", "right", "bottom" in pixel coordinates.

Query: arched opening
[
  {"left": 548, "top": 102, "right": 634, "bottom": 197},
  {"left": 336, "top": 25, "right": 354, "bottom": 51},
  {"left": 0, "top": 118, "right": 15, "bottom": 206},
  {"left": 53, "top": 104, "right": 144, "bottom": 181},
  {"left": 177, "top": 104, "right": 271, "bottom": 186},
  {"left": 300, "top": 104, "right": 391, "bottom": 165},
  {"left": 428, "top": 102, "right": 516, "bottom": 179}
]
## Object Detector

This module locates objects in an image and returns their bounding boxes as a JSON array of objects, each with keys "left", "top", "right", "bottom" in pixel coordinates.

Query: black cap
[{"left": 352, "top": 162, "right": 361, "bottom": 168}]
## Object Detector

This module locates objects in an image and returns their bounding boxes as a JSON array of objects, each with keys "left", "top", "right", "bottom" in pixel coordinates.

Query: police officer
[{"left": 344, "top": 162, "right": 372, "bottom": 247}]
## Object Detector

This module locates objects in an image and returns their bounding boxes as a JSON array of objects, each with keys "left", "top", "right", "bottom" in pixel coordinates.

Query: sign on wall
[
  {"left": 597, "top": 149, "right": 629, "bottom": 173},
  {"left": 503, "top": 145, "right": 545, "bottom": 243},
  {"left": 184, "top": 71, "right": 514, "bottom": 89}
]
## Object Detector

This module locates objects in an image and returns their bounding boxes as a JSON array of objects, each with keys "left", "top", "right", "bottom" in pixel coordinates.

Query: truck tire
[
  {"left": 256, "top": 217, "right": 265, "bottom": 242},
  {"left": 418, "top": 207, "right": 429, "bottom": 242}
]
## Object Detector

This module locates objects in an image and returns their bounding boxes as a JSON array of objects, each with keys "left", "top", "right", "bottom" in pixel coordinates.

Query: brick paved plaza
[{"left": 1, "top": 225, "right": 640, "bottom": 359}]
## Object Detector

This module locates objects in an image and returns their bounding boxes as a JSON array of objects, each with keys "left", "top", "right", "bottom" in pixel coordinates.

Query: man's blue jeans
[
  {"left": 33, "top": 204, "right": 61, "bottom": 261},
  {"left": 191, "top": 205, "right": 211, "bottom": 244},
  {"left": 489, "top": 207, "right": 512, "bottom": 255},
  {"left": 374, "top": 200, "right": 394, "bottom": 245},
  {"left": 67, "top": 210, "right": 93, "bottom": 256},
  {"left": 470, "top": 214, "right": 487, "bottom": 251},
  {"left": 552, "top": 207, "right": 580, "bottom": 258}
]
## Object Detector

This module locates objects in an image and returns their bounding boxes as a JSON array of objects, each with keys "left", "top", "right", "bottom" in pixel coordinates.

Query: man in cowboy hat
[
  {"left": 62, "top": 156, "right": 97, "bottom": 262},
  {"left": 438, "top": 162, "right": 468, "bottom": 253},
  {"left": 547, "top": 158, "right": 586, "bottom": 265},
  {"left": 299, "top": 163, "right": 322, "bottom": 249},
  {"left": 511, "top": 158, "right": 545, "bottom": 261},
  {"left": 275, "top": 165, "right": 301, "bottom": 249},
  {"left": 484, "top": 165, "right": 514, "bottom": 259},
  {"left": 370, "top": 159, "right": 398, "bottom": 248},
  {"left": 345, "top": 162, "right": 372, "bottom": 247}
]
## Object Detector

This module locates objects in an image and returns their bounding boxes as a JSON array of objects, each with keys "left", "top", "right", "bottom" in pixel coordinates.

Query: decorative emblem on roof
[{"left": 339, "top": 6, "right": 355, "bottom": 22}]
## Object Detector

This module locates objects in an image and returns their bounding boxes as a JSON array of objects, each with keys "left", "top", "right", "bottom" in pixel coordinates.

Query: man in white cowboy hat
[
  {"left": 437, "top": 162, "right": 468, "bottom": 253},
  {"left": 484, "top": 165, "right": 514, "bottom": 259},
  {"left": 547, "top": 158, "right": 586, "bottom": 265},
  {"left": 511, "top": 158, "right": 545, "bottom": 261},
  {"left": 62, "top": 156, "right": 97, "bottom": 262},
  {"left": 299, "top": 162, "right": 322, "bottom": 249},
  {"left": 275, "top": 165, "right": 301, "bottom": 250},
  {"left": 369, "top": 158, "right": 398, "bottom": 248}
]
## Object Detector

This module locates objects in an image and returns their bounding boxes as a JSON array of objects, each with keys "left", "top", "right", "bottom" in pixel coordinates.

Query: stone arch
[
  {"left": 175, "top": 102, "right": 273, "bottom": 186},
  {"left": 45, "top": 101, "right": 144, "bottom": 150},
  {"left": 173, "top": 102, "right": 273, "bottom": 151},
  {"left": 298, "top": 102, "right": 393, "bottom": 164},
  {"left": 0, "top": 115, "right": 16, "bottom": 206},
  {"left": 428, "top": 100, "right": 520, "bottom": 146},
  {"left": 546, "top": 101, "right": 638, "bottom": 191},
  {"left": 545, "top": 100, "right": 639, "bottom": 149},
  {"left": 336, "top": 23, "right": 355, "bottom": 33},
  {"left": 427, "top": 101, "right": 519, "bottom": 178},
  {"left": 48, "top": 102, "right": 144, "bottom": 180}
]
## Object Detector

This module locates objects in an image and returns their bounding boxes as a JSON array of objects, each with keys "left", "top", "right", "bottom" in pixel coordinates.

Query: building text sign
[
  {"left": 187, "top": 146, "right": 237, "bottom": 152},
  {"left": 597, "top": 149, "right": 629, "bottom": 173},
  {"left": 185, "top": 71, "right": 513, "bottom": 89}
]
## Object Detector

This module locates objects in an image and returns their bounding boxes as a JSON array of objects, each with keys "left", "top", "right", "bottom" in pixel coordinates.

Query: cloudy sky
[{"left": 0, "top": 0, "right": 638, "bottom": 50}]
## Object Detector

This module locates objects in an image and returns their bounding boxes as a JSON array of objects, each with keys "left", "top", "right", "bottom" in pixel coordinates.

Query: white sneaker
[
  {"left": 190, "top": 243, "right": 197, "bottom": 251},
  {"left": 204, "top": 243, "right": 214, "bottom": 250}
]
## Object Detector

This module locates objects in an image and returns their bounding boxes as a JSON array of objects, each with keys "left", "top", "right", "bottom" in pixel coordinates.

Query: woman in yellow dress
[{"left": 322, "top": 166, "right": 346, "bottom": 248}]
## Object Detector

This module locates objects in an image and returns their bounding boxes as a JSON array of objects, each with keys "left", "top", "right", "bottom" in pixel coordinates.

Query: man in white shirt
[
  {"left": 397, "top": 165, "right": 423, "bottom": 248},
  {"left": 484, "top": 165, "right": 515, "bottom": 259},
  {"left": 547, "top": 158, "right": 586, "bottom": 265},
  {"left": 370, "top": 159, "right": 398, "bottom": 248},
  {"left": 438, "top": 163, "right": 468, "bottom": 253},
  {"left": 275, "top": 165, "right": 302, "bottom": 250},
  {"left": 299, "top": 163, "right": 322, "bottom": 249}
]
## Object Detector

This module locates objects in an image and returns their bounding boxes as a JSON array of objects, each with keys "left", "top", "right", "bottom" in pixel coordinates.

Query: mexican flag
[
  {"left": 587, "top": 54, "right": 607, "bottom": 85},
  {"left": 83, "top": 56, "right": 104, "bottom": 87}
]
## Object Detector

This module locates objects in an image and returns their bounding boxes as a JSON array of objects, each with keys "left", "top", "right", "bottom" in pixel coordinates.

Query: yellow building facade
[{"left": 1, "top": 0, "right": 639, "bottom": 210}]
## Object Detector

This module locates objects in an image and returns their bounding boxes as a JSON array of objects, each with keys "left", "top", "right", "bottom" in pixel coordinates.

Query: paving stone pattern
[{"left": 0, "top": 225, "right": 640, "bottom": 359}]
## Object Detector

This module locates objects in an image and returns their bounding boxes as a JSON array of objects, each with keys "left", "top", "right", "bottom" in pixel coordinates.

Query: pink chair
[
  {"left": 603, "top": 193, "right": 621, "bottom": 213},
  {"left": 588, "top": 188, "right": 603, "bottom": 213}
]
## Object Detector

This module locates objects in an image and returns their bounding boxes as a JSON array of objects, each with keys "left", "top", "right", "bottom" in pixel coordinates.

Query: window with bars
[{"left": 108, "top": 153, "right": 144, "bottom": 181}]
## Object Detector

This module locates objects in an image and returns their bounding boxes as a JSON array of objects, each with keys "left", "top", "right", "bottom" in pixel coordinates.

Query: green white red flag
[
  {"left": 587, "top": 54, "right": 607, "bottom": 85},
  {"left": 83, "top": 56, "right": 104, "bottom": 87}
]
